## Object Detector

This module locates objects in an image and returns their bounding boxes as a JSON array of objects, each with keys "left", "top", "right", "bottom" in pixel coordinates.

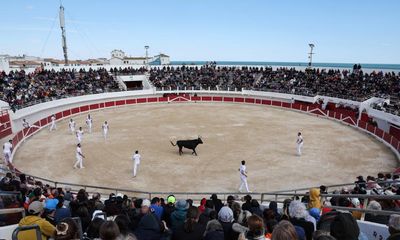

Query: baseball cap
[
  {"left": 142, "top": 199, "right": 151, "bottom": 207},
  {"left": 29, "top": 201, "right": 44, "bottom": 214},
  {"left": 167, "top": 195, "right": 176, "bottom": 204}
]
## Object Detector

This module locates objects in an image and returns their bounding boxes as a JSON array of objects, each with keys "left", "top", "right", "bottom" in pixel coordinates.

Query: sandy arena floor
[{"left": 12, "top": 102, "right": 398, "bottom": 193}]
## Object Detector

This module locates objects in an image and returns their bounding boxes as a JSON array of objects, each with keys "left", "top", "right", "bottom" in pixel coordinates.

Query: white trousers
[
  {"left": 70, "top": 127, "right": 75, "bottom": 134},
  {"left": 239, "top": 178, "right": 250, "bottom": 192},
  {"left": 133, "top": 163, "right": 139, "bottom": 176},
  {"left": 103, "top": 130, "right": 108, "bottom": 140},
  {"left": 297, "top": 143, "right": 303, "bottom": 156},
  {"left": 77, "top": 136, "right": 82, "bottom": 143},
  {"left": 50, "top": 122, "right": 56, "bottom": 131},
  {"left": 87, "top": 124, "right": 92, "bottom": 133},
  {"left": 3, "top": 151, "right": 12, "bottom": 164},
  {"left": 74, "top": 156, "right": 83, "bottom": 168}
]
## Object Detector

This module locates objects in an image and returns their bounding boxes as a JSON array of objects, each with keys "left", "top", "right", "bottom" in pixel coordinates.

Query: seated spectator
[
  {"left": 365, "top": 200, "right": 388, "bottom": 224},
  {"left": 242, "top": 195, "right": 252, "bottom": 212},
  {"left": 268, "top": 201, "right": 281, "bottom": 221},
  {"left": 250, "top": 199, "right": 263, "bottom": 218},
  {"left": 199, "top": 200, "right": 215, "bottom": 225},
  {"left": 17, "top": 201, "right": 55, "bottom": 240},
  {"left": 330, "top": 212, "right": 359, "bottom": 240},
  {"left": 163, "top": 195, "right": 176, "bottom": 227},
  {"left": 54, "top": 196, "right": 71, "bottom": 224},
  {"left": 238, "top": 215, "right": 268, "bottom": 240},
  {"left": 198, "top": 198, "right": 207, "bottom": 213},
  {"left": 232, "top": 201, "right": 252, "bottom": 226},
  {"left": 99, "top": 221, "right": 120, "bottom": 240},
  {"left": 218, "top": 206, "right": 239, "bottom": 240},
  {"left": 308, "top": 188, "right": 321, "bottom": 209},
  {"left": 204, "top": 219, "right": 225, "bottom": 240},
  {"left": 288, "top": 200, "right": 314, "bottom": 240},
  {"left": 271, "top": 220, "right": 299, "bottom": 240},
  {"left": 172, "top": 206, "right": 205, "bottom": 240},
  {"left": 54, "top": 218, "right": 80, "bottom": 240},
  {"left": 388, "top": 214, "right": 400, "bottom": 240},
  {"left": 135, "top": 199, "right": 167, "bottom": 239}
]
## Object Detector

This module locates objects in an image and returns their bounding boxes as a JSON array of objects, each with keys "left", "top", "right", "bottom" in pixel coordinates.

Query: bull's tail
[{"left": 170, "top": 141, "right": 177, "bottom": 146}]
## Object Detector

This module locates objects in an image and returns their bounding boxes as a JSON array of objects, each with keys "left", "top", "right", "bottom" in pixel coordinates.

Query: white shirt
[
  {"left": 3, "top": 142, "right": 12, "bottom": 153},
  {"left": 86, "top": 118, "right": 92, "bottom": 126},
  {"left": 76, "top": 130, "right": 84, "bottom": 138},
  {"left": 240, "top": 165, "right": 247, "bottom": 179},
  {"left": 297, "top": 135, "right": 304, "bottom": 145},
  {"left": 69, "top": 121, "right": 75, "bottom": 129},
  {"left": 76, "top": 146, "right": 82, "bottom": 158},
  {"left": 51, "top": 116, "right": 56, "bottom": 123},
  {"left": 22, "top": 121, "right": 29, "bottom": 128},
  {"left": 102, "top": 123, "right": 109, "bottom": 131},
  {"left": 133, "top": 153, "right": 141, "bottom": 165}
]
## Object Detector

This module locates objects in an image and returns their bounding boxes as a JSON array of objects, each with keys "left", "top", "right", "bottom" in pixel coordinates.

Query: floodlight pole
[
  {"left": 145, "top": 45, "right": 149, "bottom": 69},
  {"left": 308, "top": 43, "right": 315, "bottom": 69}
]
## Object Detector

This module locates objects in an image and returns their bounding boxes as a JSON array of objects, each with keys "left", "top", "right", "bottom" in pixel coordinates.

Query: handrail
[{"left": 0, "top": 208, "right": 25, "bottom": 215}]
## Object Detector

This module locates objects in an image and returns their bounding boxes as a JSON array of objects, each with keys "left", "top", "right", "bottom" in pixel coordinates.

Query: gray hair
[
  {"left": 367, "top": 200, "right": 382, "bottom": 211},
  {"left": 389, "top": 214, "right": 400, "bottom": 231},
  {"left": 289, "top": 200, "right": 308, "bottom": 219}
]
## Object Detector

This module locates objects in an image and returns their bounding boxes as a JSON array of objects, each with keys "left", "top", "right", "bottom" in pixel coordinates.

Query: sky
[{"left": 0, "top": 0, "right": 399, "bottom": 64}]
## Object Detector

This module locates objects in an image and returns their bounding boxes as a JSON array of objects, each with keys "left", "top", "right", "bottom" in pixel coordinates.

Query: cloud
[{"left": 25, "top": 5, "right": 34, "bottom": 10}]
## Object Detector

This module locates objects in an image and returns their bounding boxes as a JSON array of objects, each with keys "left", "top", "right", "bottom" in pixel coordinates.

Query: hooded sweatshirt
[
  {"left": 308, "top": 188, "right": 322, "bottom": 209},
  {"left": 18, "top": 215, "right": 55, "bottom": 240}
]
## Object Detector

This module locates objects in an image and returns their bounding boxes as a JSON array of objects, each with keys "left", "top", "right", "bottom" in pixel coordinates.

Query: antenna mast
[{"left": 59, "top": 4, "right": 68, "bottom": 65}]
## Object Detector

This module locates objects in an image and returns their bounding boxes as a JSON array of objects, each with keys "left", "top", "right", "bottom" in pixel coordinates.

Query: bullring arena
[{"left": 11, "top": 98, "right": 398, "bottom": 193}]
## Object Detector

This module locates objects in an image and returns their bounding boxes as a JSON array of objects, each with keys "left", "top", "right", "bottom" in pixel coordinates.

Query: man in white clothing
[
  {"left": 73, "top": 143, "right": 85, "bottom": 169},
  {"left": 69, "top": 119, "right": 76, "bottom": 134},
  {"left": 102, "top": 121, "right": 109, "bottom": 140},
  {"left": 3, "top": 139, "right": 13, "bottom": 164},
  {"left": 132, "top": 150, "right": 141, "bottom": 177},
  {"left": 238, "top": 160, "right": 250, "bottom": 193},
  {"left": 86, "top": 114, "right": 93, "bottom": 133},
  {"left": 296, "top": 132, "right": 304, "bottom": 156},
  {"left": 76, "top": 127, "right": 84, "bottom": 143},
  {"left": 22, "top": 119, "right": 29, "bottom": 129},
  {"left": 49, "top": 115, "right": 57, "bottom": 131}
]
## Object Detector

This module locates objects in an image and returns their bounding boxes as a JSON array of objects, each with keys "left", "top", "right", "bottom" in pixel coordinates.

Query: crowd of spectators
[
  {"left": 149, "top": 65, "right": 400, "bottom": 114},
  {"left": 2, "top": 171, "right": 400, "bottom": 240},
  {"left": 1, "top": 64, "right": 399, "bottom": 115},
  {"left": 0, "top": 68, "right": 120, "bottom": 111}
]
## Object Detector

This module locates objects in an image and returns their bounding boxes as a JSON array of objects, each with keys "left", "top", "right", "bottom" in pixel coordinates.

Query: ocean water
[{"left": 170, "top": 61, "right": 400, "bottom": 71}]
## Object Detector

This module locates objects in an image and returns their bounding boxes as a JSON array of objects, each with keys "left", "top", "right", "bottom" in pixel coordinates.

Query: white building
[
  {"left": 152, "top": 54, "right": 170, "bottom": 65},
  {"left": 110, "top": 49, "right": 169, "bottom": 66},
  {"left": 0, "top": 55, "right": 10, "bottom": 72}
]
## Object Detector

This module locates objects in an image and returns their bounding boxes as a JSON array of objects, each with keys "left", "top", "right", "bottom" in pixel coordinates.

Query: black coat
[{"left": 172, "top": 222, "right": 206, "bottom": 240}]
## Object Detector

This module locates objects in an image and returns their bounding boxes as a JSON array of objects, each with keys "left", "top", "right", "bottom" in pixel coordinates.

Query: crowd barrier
[{"left": 9, "top": 93, "right": 400, "bottom": 164}]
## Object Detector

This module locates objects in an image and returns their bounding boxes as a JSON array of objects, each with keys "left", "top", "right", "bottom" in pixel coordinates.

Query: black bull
[{"left": 170, "top": 137, "right": 203, "bottom": 155}]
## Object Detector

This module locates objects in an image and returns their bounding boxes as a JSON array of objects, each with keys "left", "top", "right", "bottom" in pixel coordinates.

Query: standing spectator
[
  {"left": 288, "top": 201, "right": 314, "bottom": 240},
  {"left": 218, "top": 206, "right": 238, "bottom": 240},
  {"left": 211, "top": 194, "right": 223, "bottom": 213},
  {"left": 54, "top": 218, "right": 80, "bottom": 240},
  {"left": 18, "top": 201, "right": 55, "bottom": 240},
  {"left": 150, "top": 197, "right": 164, "bottom": 220},
  {"left": 308, "top": 188, "right": 321, "bottom": 209},
  {"left": 99, "top": 221, "right": 120, "bottom": 240},
  {"left": 171, "top": 199, "right": 189, "bottom": 231},
  {"left": 204, "top": 219, "right": 225, "bottom": 240},
  {"left": 172, "top": 206, "right": 205, "bottom": 240},
  {"left": 163, "top": 195, "right": 176, "bottom": 227},
  {"left": 135, "top": 199, "right": 166, "bottom": 239}
]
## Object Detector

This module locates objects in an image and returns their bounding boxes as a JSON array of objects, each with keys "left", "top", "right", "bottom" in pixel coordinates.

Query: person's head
[
  {"left": 176, "top": 199, "right": 189, "bottom": 211},
  {"left": 70, "top": 119, "right": 73, "bottom": 122},
  {"left": 28, "top": 201, "right": 44, "bottom": 216},
  {"left": 246, "top": 215, "right": 265, "bottom": 238},
  {"left": 151, "top": 197, "right": 160, "bottom": 205},
  {"left": 218, "top": 206, "right": 234, "bottom": 223},
  {"left": 99, "top": 221, "right": 120, "bottom": 240},
  {"left": 8, "top": 139, "right": 12, "bottom": 144},
  {"left": 313, "top": 230, "right": 336, "bottom": 240},
  {"left": 88, "top": 114, "right": 91, "bottom": 118},
  {"left": 367, "top": 200, "right": 382, "bottom": 211},
  {"left": 244, "top": 194, "right": 252, "bottom": 202},
  {"left": 241, "top": 160, "right": 246, "bottom": 165},
  {"left": 389, "top": 214, "right": 400, "bottom": 234},
  {"left": 167, "top": 195, "right": 176, "bottom": 205},
  {"left": 54, "top": 218, "right": 79, "bottom": 240},
  {"left": 227, "top": 195, "right": 234, "bottom": 206},
  {"left": 141, "top": 199, "right": 151, "bottom": 214},
  {"left": 205, "top": 199, "right": 214, "bottom": 209},
  {"left": 86, "top": 217, "right": 105, "bottom": 239},
  {"left": 298, "top": 132, "right": 301, "bottom": 136},
  {"left": 114, "top": 214, "right": 131, "bottom": 236},
  {"left": 184, "top": 206, "right": 200, "bottom": 232},
  {"left": 289, "top": 200, "right": 307, "bottom": 219},
  {"left": 135, "top": 150, "right": 138, "bottom": 154},
  {"left": 330, "top": 212, "right": 359, "bottom": 240},
  {"left": 79, "top": 127, "right": 82, "bottom": 130},
  {"left": 92, "top": 192, "right": 101, "bottom": 201},
  {"left": 271, "top": 220, "right": 298, "bottom": 240},
  {"left": 105, "top": 121, "right": 108, "bottom": 124}
]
